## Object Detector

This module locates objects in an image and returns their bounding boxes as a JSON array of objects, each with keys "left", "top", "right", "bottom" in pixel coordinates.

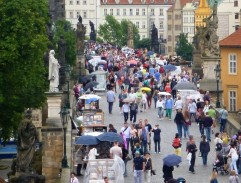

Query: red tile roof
[
  {"left": 219, "top": 28, "right": 241, "bottom": 47},
  {"left": 101, "top": 0, "right": 173, "bottom": 5}
]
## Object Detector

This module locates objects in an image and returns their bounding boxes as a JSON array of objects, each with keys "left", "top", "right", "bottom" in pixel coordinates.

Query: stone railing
[{"left": 215, "top": 108, "right": 241, "bottom": 136}]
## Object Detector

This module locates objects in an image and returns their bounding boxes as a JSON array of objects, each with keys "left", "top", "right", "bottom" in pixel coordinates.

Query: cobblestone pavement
[{"left": 78, "top": 90, "right": 230, "bottom": 183}]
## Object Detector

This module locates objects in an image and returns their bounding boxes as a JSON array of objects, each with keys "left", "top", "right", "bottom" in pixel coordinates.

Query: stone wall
[{"left": 42, "top": 127, "right": 63, "bottom": 183}]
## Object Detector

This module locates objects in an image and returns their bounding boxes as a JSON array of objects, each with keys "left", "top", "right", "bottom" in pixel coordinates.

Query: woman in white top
[
  {"left": 203, "top": 100, "right": 210, "bottom": 115},
  {"left": 228, "top": 144, "right": 239, "bottom": 174},
  {"left": 141, "top": 91, "right": 147, "bottom": 112}
]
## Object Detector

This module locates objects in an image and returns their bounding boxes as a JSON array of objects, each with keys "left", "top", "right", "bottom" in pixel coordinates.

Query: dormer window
[
  {"left": 150, "top": 0, "right": 154, "bottom": 4},
  {"left": 141, "top": 0, "right": 146, "bottom": 4},
  {"left": 103, "top": 0, "right": 107, "bottom": 4},
  {"left": 115, "top": 0, "right": 120, "bottom": 4},
  {"left": 128, "top": 0, "right": 133, "bottom": 4}
]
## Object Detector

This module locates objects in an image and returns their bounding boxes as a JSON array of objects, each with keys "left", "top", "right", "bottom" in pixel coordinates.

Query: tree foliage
[
  {"left": 98, "top": 15, "right": 140, "bottom": 47},
  {"left": 0, "top": 0, "right": 49, "bottom": 141},
  {"left": 136, "top": 38, "right": 151, "bottom": 50},
  {"left": 175, "top": 33, "right": 194, "bottom": 61},
  {"left": 52, "top": 20, "right": 76, "bottom": 66}
]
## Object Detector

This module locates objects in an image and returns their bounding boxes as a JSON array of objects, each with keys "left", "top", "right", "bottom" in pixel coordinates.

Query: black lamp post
[
  {"left": 214, "top": 63, "right": 221, "bottom": 108},
  {"left": 65, "top": 65, "right": 71, "bottom": 109},
  {"left": 60, "top": 106, "right": 70, "bottom": 168}
]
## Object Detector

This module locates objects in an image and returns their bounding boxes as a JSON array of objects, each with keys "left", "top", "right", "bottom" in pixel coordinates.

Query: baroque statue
[
  {"left": 151, "top": 24, "right": 158, "bottom": 52},
  {"left": 16, "top": 110, "right": 37, "bottom": 173},
  {"left": 49, "top": 50, "right": 60, "bottom": 92},
  {"left": 128, "top": 22, "right": 134, "bottom": 40},
  {"left": 76, "top": 16, "right": 86, "bottom": 54},
  {"left": 89, "top": 20, "right": 96, "bottom": 42}
]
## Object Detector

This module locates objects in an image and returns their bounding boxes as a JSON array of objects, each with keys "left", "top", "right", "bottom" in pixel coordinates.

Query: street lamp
[
  {"left": 60, "top": 106, "right": 70, "bottom": 168},
  {"left": 214, "top": 62, "right": 221, "bottom": 108},
  {"left": 65, "top": 65, "right": 71, "bottom": 109}
]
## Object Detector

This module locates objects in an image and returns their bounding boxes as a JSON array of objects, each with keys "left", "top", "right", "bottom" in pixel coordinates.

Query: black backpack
[{"left": 215, "top": 143, "right": 222, "bottom": 151}]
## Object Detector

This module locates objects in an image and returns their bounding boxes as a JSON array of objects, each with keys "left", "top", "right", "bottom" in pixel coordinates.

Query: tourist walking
[
  {"left": 144, "top": 152, "right": 152, "bottom": 183},
  {"left": 152, "top": 124, "right": 161, "bottom": 153},
  {"left": 133, "top": 151, "right": 144, "bottom": 183},
  {"left": 162, "top": 164, "right": 174, "bottom": 183},
  {"left": 188, "top": 99, "right": 197, "bottom": 122},
  {"left": 199, "top": 135, "right": 210, "bottom": 165},
  {"left": 187, "top": 137, "right": 197, "bottom": 174},
  {"left": 122, "top": 102, "right": 130, "bottom": 122},
  {"left": 130, "top": 101, "right": 138, "bottom": 123},
  {"left": 203, "top": 112, "right": 213, "bottom": 142},
  {"left": 228, "top": 143, "right": 239, "bottom": 174},
  {"left": 139, "top": 125, "right": 149, "bottom": 154},
  {"left": 229, "top": 170, "right": 240, "bottom": 183},
  {"left": 165, "top": 95, "right": 173, "bottom": 120},
  {"left": 219, "top": 106, "right": 228, "bottom": 133},
  {"left": 196, "top": 112, "right": 205, "bottom": 137},
  {"left": 208, "top": 105, "right": 216, "bottom": 134},
  {"left": 174, "top": 96, "right": 183, "bottom": 111},
  {"left": 122, "top": 144, "right": 129, "bottom": 177},
  {"left": 156, "top": 97, "right": 165, "bottom": 119},
  {"left": 119, "top": 89, "right": 127, "bottom": 113},
  {"left": 106, "top": 87, "right": 115, "bottom": 114},
  {"left": 183, "top": 110, "right": 191, "bottom": 139},
  {"left": 172, "top": 133, "right": 182, "bottom": 156},
  {"left": 210, "top": 170, "right": 218, "bottom": 183},
  {"left": 121, "top": 122, "right": 131, "bottom": 151},
  {"left": 174, "top": 109, "right": 185, "bottom": 139},
  {"left": 110, "top": 141, "right": 122, "bottom": 159}
]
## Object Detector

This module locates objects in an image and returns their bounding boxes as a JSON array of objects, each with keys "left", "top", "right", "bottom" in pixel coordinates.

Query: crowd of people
[{"left": 72, "top": 42, "right": 240, "bottom": 183}]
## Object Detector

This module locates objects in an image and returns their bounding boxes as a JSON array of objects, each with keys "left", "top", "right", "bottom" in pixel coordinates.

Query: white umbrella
[
  {"left": 158, "top": 92, "right": 171, "bottom": 96},
  {"left": 78, "top": 94, "right": 101, "bottom": 100}
]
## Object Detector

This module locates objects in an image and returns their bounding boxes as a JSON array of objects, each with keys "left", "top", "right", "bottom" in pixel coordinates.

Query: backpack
[
  {"left": 172, "top": 138, "right": 181, "bottom": 149},
  {"left": 135, "top": 147, "right": 143, "bottom": 155},
  {"left": 143, "top": 79, "right": 149, "bottom": 87},
  {"left": 215, "top": 143, "right": 222, "bottom": 151}
]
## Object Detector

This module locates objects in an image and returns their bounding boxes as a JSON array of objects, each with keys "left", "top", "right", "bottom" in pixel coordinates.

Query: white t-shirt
[
  {"left": 214, "top": 137, "right": 223, "bottom": 145},
  {"left": 188, "top": 102, "right": 197, "bottom": 113},
  {"left": 110, "top": 146, "right": 122, "bottom": 158},
  {"left": 175, "top": 100, "right": 183, "bottom": 109},
  {"left": 129, "top": 93, "right": 136, "bottom": 100},
  {"left": 156, "top": 100, "right": 165, "bottom": 108},
  {"left": 121, "top": 126, "right": 131, "bottom": 139},
  {"left": 228, "top": 148, "right": 238, "bottom": 161},
  {"left": 122, "top": 104, "right": 130, "bottom": 113}
]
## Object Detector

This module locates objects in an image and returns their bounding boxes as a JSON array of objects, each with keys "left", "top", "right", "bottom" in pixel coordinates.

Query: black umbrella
[
  {"left": 80, "top": 75, "right": 95, "bottom": 83},
  {"left": 97, "top": 132, "right": 123, "bottom": 143},
  {"left": 84, "top": 81, "right": 98, "bottom": 91},
  {"left": 173, "top": 81, "right": 197, "bottom": 90},
  {"left": 75, "top": 135, "right": 99, "bottom": 145}
]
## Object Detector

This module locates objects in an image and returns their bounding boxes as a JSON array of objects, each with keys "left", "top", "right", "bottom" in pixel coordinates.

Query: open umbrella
[
  {"left": 75, "top": 135, "right": 99, "bottom": 145},
  {"left": 141, "top": 87, "right": 151, "bottom": 92},
  {"left": 173, "top": 81, "right": 197, "bottom": 90},
  {"left": 163, "top": 154, "right": 182, "bottom": 167},
  {"left": 80, "top": 75, "right": 95, "bottom": 83},
  {"left": 79, "top": 94, "right": 101, "bottom": 100},
  {"left": 97, "top": 132, "right": 123, "bottom": 143},
  {"left": 123, "top": 98, "right": 135, "bottom": 103},
  {"left": 84, "top": 81, "right": 98, "bottom": 91},
  {"left": 128, "top": 60, "right": 137, "bottom": 65},
  {"left": 164, "top": 64, "right": 177, "bottom": 71},
  {"left": 158, "top": 92, "right": 171, "bottom": 96},
  {"left": 147, "top": 51, "right": 155, "bottom": 56}
]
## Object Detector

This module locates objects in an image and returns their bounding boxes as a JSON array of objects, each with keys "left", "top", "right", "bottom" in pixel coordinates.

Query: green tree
[
  {"left": 175, "top": 33, "right": 194, "bottom": 61},
  {"left": 98, "top": 15, "right": 140, "bottom": 47},
  {"left": 136, "top": 38, "right": 151, "bottom": 50},
  {"left": 0, "top": 0, "right": 49, "bottom": 141},
  {"left": 52, "top": 20, "right": 76, "bottom": 66}
]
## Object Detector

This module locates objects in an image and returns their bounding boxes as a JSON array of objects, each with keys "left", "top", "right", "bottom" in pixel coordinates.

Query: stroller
[{"left": 213, "top": 150, "right": 229, "bottom": 175}]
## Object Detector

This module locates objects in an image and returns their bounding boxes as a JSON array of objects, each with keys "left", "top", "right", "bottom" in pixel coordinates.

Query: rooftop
[{"left": 219, "top": 28, "right": 241, "bottom": 47}]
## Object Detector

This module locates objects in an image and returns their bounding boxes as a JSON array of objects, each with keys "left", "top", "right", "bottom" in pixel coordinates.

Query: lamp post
[
  {"left": 60, "top": 106, "right": 70, "bottom": 168},
  {"left": 65, "top": 65, "right": 71, "bottom": 109},
  {"left": 214, "top": 62, "right": 221, "bottom": 108}
]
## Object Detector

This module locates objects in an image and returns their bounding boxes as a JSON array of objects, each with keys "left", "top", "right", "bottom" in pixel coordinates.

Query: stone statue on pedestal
[
  {"left": 89, "top": 20, "right": 96, "bottom": 42},
  {"left": 49, "top": 50, "right": 60, "bottom": 92},
  {"left": 127, "top": 22, "right": 134, "bottom": 48},
  {"left": 76, "top": 16, "right": 86, "bottom": 55},
  {"left": 151, "top": 24, "right": 158, "bottom": 53}
]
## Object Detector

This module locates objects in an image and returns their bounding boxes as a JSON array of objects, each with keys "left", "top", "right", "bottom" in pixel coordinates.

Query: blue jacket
[{"left": 165, "top": 98, "right": 173, "bottom": 109}]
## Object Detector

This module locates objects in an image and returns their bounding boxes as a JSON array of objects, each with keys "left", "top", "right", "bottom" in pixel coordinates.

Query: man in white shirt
[
  {"left": 122, "top": 102, "right": 130, "bottom": 122},
  {"left": 121, "top": 122, "right": 131, "bottom": 151},
  {"left": 156, "top": 97, "right": 165, "bottom": 120},
  {"left": 128, "top": 89, "right": 136, "bottom": 100},
  {"left": 174, "top": 96, "right": 183, "bottom": 111},
  {"left": 70, "top": 172, "right": 79, "bottom": 183},
  {"left": 110, "top": 141, "right": 122, "bottom": 159}
]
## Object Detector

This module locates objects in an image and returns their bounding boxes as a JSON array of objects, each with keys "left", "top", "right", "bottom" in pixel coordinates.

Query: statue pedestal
[
  {"left": 9, "top": 173, "right": 45, "bottom": 183},
  {"left": 192, "top": 51, "right": 203, "bottom": 77},
  {"left": 199, "top": 56, "right": 221, "bottom": 92},
  {"left": 45, "top": 92, "right": 62, "bottom": 120},
  {"left": 128, "top": 39, "right": 134, "bottom": 48}
]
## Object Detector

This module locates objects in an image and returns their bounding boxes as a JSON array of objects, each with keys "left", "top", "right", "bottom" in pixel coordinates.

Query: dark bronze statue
[
  {"left": 89, "top": 20, "right": 96, "bottom": 42},
  {"left": 151, "top": 24, "right": 158, "bottom": 52}
]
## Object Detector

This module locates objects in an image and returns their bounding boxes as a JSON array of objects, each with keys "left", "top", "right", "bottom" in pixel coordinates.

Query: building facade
[
  {"left": 49, "top": 0, "right": 65, "bottom": 21},
  {"left": 219, "top": 28, "right": 241, "bottom": 112}
]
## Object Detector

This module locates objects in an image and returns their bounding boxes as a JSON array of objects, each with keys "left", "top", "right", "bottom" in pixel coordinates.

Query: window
[
  {"left": 229, "top": 54, "right": 237, "bottom": 74},
  {"left": 76, "top": 11, "right": 80, "bottom": 17},
  {"left": 83, "top": 11, "right": 87, "bottom": 18},
  {"left": 142, "top": 8, "right": 146, "bottom": 15},
  {"left": 168, "top": 46, "right": 172, "bottom": 52},
  {"left": 175, "top": 14, "right": 179, "bottom": 19},
  {"left": 229, "top": 91, "right": 236, "bottom": 111},
  {"left": 110, "top": 9, "right": 113, "bottom": 15},
  {"left": 104, "top": 9, "right": 107, "bottom": 16},
  {"left": 123, "top": 9, "right": 126, "bottom": 15},
  {"left": 69, "top": 11, "right": 74, "bottom": 18},
  {"left": 150, "top": 21, "right": 154, "bottom": 28},
  {"left": 136, "top": 9, "right": 139, "bottom": 15},
  {"left": 235, "top": 13, "right": 239, "bottom": 19},
  {"left": 168, "top": 35, "right": 171, "bottom": 41},
  {"left": 151, "top": 9, "right": 155, "bottom": 16},
  {"left": 184, "top": 17, "right": 188, "bottom": 23},
  {"left": 168, "top": 15, "right": 172, "bottom": 19},
  {"left": 136, "top": 21, "right": 140, "bottom": 28},
  {"left": 159, "top": 21, "right": 163, "bottom": 29},
  {"left": 83, "top": 0, "right": 87, "bottom": 5},
  {"left": 168, "top": 25, "right": 171, "bottom": 30},
  {"left": 142, "top": 21, "right": 146, "bottom": 28},
  {"left": 69, "top": 0, "right": 73, "bottom": 5},
  {"left": 130, "top": 9, "right": 133, "bottom": 16},
  {"left": 159, "top": 9, "right": 163, "bottom": 16},
  {"left": 175, "top": 25, "right": 178, "bottom": 30},
  {"left": 76, "top": 0, "right": 79, "bottom": 5},
  {"left": 234, "top": 0, "right": 238, "bottom": 7},
  {"left": 117, "top": 9, "right": 120, "bottom": 16}
]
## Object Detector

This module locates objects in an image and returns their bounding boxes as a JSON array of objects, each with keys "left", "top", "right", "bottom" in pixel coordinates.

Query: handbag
[{"left": 126, "top": 154, "right": 132, "bottom": 161}]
